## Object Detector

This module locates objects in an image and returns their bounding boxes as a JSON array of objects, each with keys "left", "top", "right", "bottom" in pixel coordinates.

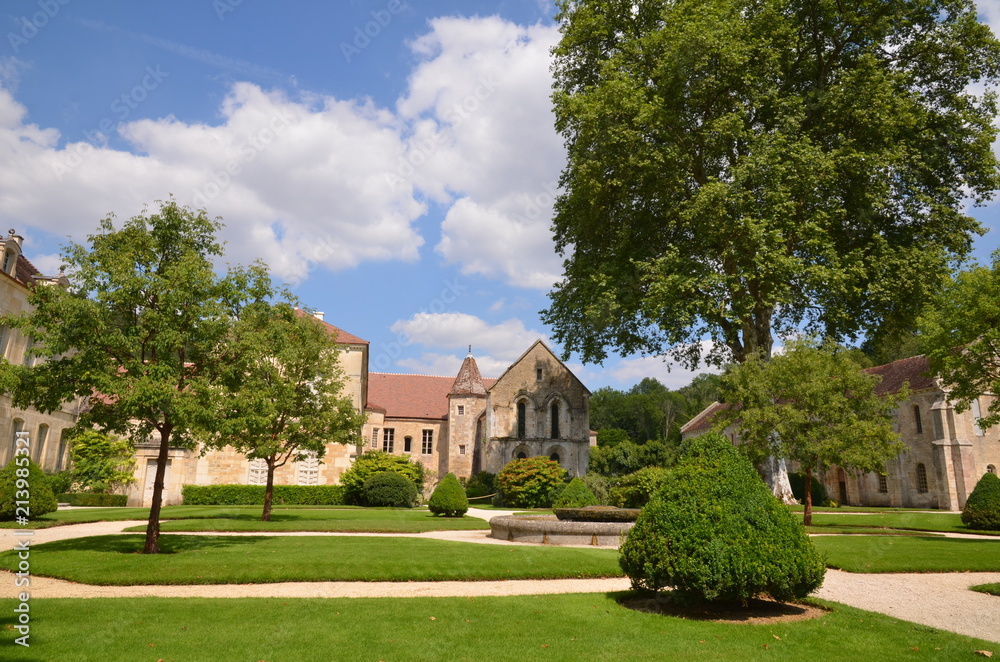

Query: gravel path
[{"left": 2, "top": 512, "right": 998, "bottom": 645}]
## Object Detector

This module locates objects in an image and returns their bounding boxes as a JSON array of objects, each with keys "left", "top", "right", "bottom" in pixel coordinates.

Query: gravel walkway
[{"left": 2, "top": 512, "right": 998, "bottom": 645}]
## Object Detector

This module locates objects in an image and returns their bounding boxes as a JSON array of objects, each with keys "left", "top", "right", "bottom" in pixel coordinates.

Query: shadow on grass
[
  {"left": 27, "top": 534, "right": 267, "bottom": 555},
  {"left": 612, "top": 590, "right": 829, "bottom": 624}
]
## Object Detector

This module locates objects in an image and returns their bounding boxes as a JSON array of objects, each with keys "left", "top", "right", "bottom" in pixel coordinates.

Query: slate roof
[{"left": 369, "top": 371, "right": 498, "bottom": 420}]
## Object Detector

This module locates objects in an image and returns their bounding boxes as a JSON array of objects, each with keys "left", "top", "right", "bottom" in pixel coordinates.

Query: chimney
[
  {"left": 313, "top": 311, "right": 325, "bottom": 321},
  {"left": 7, "top": 229, "right": 22, "bottom": 248}
]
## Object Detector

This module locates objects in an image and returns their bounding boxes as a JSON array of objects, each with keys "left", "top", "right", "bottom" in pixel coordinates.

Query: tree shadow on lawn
[
  {"left": 614, "top": 590, "right": 829, "bottom": 625},
  {"left": 27, "top": 534, "right": 267, "bottom": 555}
]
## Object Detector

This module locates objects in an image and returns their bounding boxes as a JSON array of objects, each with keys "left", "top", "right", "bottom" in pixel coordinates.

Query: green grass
[
  {"left": 813, "top": 535, "right": 1000, "bottom": 573},
  {"left": 802, "top": 511, "right": 1000, "bottom": 536},
  {"left": 970, "top": 583, "right": 1000, "bottom": 597},
  {"left": 0, "top": 594, "right": 994, "bottom": 661},
  {"left": 0, "top": 534, "right": 622, "bottom": 585}
]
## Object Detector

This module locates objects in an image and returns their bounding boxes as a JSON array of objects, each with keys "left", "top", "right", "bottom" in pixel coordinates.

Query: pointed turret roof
[{"left": 449, "top": 353, "right": 488, "bottom": 397}]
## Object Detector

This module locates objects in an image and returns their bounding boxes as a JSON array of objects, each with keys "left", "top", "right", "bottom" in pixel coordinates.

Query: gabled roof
[
  {"left": 294, "top": 308, "right": 368, "bottom": 345},
  {"left": 368, "top": 368, "right": 497, "bottom": 421},
  {"left": 449, "top": 354, "right": 487, "bottom": 396},
  {"left": 865, "top": 355, "right": 935, "bottom": 395},
  {"left": 679, "top": 401, "right": 729, "bottom": 436},
  {"left": 489, "top": 339, "right": 591, "bottom": 396}
]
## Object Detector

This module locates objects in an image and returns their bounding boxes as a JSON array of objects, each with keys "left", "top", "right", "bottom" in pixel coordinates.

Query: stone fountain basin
[{"left": 489, "top": 514, "right": 634, "bottom": 547}]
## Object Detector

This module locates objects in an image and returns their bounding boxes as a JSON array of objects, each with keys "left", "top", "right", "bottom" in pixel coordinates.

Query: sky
[{"left": 2, "top": 1, "right": 1000, "bottom": 392}]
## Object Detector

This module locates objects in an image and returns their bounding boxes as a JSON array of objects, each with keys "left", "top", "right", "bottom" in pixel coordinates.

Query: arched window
[
  {"left": 916, "top": 463, "right": 929, "bottom": 493},
  {"left": 516, "top": 451, "right": 527, "bottom": 459},
  {"left": 517, "top": 401, "right": 526, "bottom": 439},
  {"left": 56, "top": 429, "right": 69, "bottom": 471},
  {"left": 549, "top": 452, "right": 560, "bottom": 463},
  {"left": 912, "top": 405, "right": 922, "bottom": 434},
  {"left": 550, "top": 401, "right": 560, "bottom": 439},
  {"left": 988, "top": 465, "right": 996, "bottom": 476}
]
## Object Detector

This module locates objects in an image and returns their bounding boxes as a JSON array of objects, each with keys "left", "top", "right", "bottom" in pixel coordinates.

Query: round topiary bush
[
  {"left": 619, "top": 432, "right": 825, "bottom": 604},
  {"left": 340, "top": 451, "right": 425, "bottom": 506},
  {"left": 962, "top": 472, "right": 1000, "bottom": 531},
  {"left": 496, "top": 456, "right": 568, "bottom": 508},
  {"left": 428, "top": 472, "right": 469, "bottom": 517},
  {"left": 0, "top": 457, "right": 58, "bottom": 521},
  {"left": 363, "top": 471, "right": 418, "bottom": 508},
  {"left": 553, "top": 476, "right": 599, "bottom": 509}
]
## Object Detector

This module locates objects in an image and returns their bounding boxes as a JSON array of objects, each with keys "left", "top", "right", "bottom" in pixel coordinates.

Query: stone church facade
[{"left": 681, "top": 355, "right": 1000, "bottom": 511}]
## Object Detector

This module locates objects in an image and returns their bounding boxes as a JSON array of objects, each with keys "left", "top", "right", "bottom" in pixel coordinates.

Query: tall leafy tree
[
  {"left": 718, "top": 338, "right": 905, "bottom": 525},
  {"left": 544, "top": 0, "right": 1000, "bottom": 368},
  {"left": 919, "top": 251, "right": 1000, "bottom": 429},
  {"left": 1, "top": 200, "right": 270, "bottom": 553},
  {"left": 208, "top": 305, "right": 366, "bottom": 521}
]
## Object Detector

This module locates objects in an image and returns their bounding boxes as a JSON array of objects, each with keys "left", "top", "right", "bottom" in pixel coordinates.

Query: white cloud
[
  {"left": 390, "top": 311, "right": 546, "bottom": 361},
  {"left": 22, "top": 252, "right": 64, "bottom": 276},
  {"left": 396, "top": 351, "right": 511, "bottom": 378},
  {"left": 609, "top": 342, "right": 722, "bottom": 389}
]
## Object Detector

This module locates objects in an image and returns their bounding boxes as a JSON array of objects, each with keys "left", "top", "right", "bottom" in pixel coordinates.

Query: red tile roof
[
  {"left": 294, "top": 309, "right": 368, "bottom": 345},
  {"left": 449, "top": 355, "right": 487, "bottom": 396},
  {"left": 679, "top": 401, "right": 729, "bottom": 435},
  {"left": 369, "top": 372, "right": 497, "bottom": 420},
  {"left": 864, "top": 355, "right": 935, "bottom": 395}
]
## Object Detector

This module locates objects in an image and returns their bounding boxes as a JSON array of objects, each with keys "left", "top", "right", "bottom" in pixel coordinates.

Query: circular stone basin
[{"left": 489, "top": 514, "right": 634, "bottom": 547}]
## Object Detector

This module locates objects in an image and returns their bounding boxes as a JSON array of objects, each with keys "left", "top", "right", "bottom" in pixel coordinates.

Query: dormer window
[{"left": 2, "top": 250, "right": 13, "bottom": 275}]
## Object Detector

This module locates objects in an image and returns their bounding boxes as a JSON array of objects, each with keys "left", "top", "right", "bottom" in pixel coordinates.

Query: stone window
[
  {"left": 877, "top": 473, "right": 888, "bottom": 494},
  {"left": 517, "top": 401, "right": 526, "bottom": 439},
  {"left": 988, "top": 464, "right": 996, "bottom": 475},
  {"left": 516, "top": 451, "right": 527, "bottom": 459},
  {"left": 297, "top": 452, "right": 319, "bottom": 485},
  {"left": 971, "top": 398, "right": 985, "bottom": 437},
  {"left": 459, "top": 445, "right": 466, "bottom": 455},
  {"left": 457, "top": 405, "right": 465, "bottom": 415},
  {"left": 912, "top": 405, "right": 922, "bottom": 434},
  {"left": 550, "top": 452, "right": 560, "bottom": 463},
  {"left": 916, "top": 463, "right": 929, "bottom": 493},
  {"left": 550, "top": 401, "right": 560, "bottom": 439},
  {"left": 382, "top": 428, "right": 395, "bottom": 453},
  {"left": 248, "top": 458, "right": 267, "bottom": 485},
  {"left": 404, "top": 436, "right": 412, "bottom": 453},
  {"left": 421, "top": 430, "right": 433, "bottom": 455},
  {"left": 371, "top": 428, "right": 379, "bottom": 449},
  {"left": 536, "top": 368, "right": 543, "bottom": 381}
]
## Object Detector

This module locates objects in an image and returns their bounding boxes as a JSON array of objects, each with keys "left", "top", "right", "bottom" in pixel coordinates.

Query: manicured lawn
[
  {"left": 804, "top": 511, "right": 1000, "bottom": 536},
  {"left": 813, "top": 535, "right": 1000, "bottom": 573},
  {"left": 971, "top": 583, "right": 1000, "bottom": 597},
  {"left": 0, "top": 534, "right": 622, "bottom": 585},
  {"left": 1, "top": 505, "right": 489, "bottom": 532},
  {"left": 0, "top": 594, "right": 994, "bottom": 661}
]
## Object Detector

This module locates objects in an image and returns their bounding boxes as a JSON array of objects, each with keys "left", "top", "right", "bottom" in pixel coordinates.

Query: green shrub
[
  {"left": 962, "top": 472, "right": 1000, "bottom": 531},
  {"left": 619, "top": 432, "right": 825, "bottom": 604},
  {"left": 465, "top": 471, "right": 495, "bottom": 501},
  {"left": 363, "top": 471, "right": 418, "bottom": 508},
  {"left": 0, "top": 457, "right": 58, "bottom": 521},
  {"left": 181, "top": 484, "right": 344, "bottom": 506},
  {"left": 46, "top": 470, "right": 74, "bottom": 495},
  {"left": 496, "top": 457, "right": 568, "bottom": 508},
  {"left": 581, "top": 473, "right": 610, "bottom": 505},
  {"left": 57, "top": 493, "right": 128, "bottom": 507},
  {"left": 68, "top": 429, "right": 136, "bottom": 493},
  {"left": 340, "top": 451, "right": 425, "bottom": 506},
  {"left": 608, "top": 466, "right": 670, "bottom": 508},
  {"left": 553, "top": 477, "right": 599, "bottom": 509},
  {"left": 788, "top": 471, "right": 829, "bottom": 507},
  {"left": 428, "top": 473, "right": 468, "bottom": 517}
]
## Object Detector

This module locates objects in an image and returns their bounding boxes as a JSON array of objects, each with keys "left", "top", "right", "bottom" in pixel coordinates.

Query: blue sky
[{"left": 2, "top": 1, "right": 1000, "bottom": 391}]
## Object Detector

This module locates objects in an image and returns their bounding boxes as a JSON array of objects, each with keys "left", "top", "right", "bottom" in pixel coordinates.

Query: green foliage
[
  {"left": 608, "top": 466, "right": 670, "bottom": 508},
  {"left": 68, "top": 430, "right": 136, "bottom": 494},
  {"left": 339, "top": 451, "right": 425, "bottom": 506},
  {"left": 595, "top": 428, "right": 630, "bottom": 448},
  {"left": 589, "top": 377, "right": 719, "bottom": 445},
  {"left": 552, "top": 477, "right": 599, "bottom": 509},
  {"left": 464, "top": 471, "right": 495, "bottom": 500},
  {"left": 589, "top": 438, "right": 677, "bottom": 477},
  {"left": 788, "top": 472, "right": 829, "bottom": 508},
  {"left": 46, "top": 470, "right": 73, "bottom": 495},
  {"left": 57, "top": 493, "right": 128, "bottom": 507},
  {"left": 0, "top": 457, "right": 58, "bottom": 521},
  {"left": 619, "top": 433, "right": 826, "bottom": 603},
  {"left": 580, "top": 473, "right": 609, "bottom": 505},
  {"left": 428, "top": 473, "right": 469, "bottom": 517},
  {"left": 363, "top": 471, "right": 419, "bottom": 508},
  {"left": 920, "top": 252, "right": 1000, "bottom": 428},
  {"left": 544, "top": 0, "right": 1000, "bottom": 370},
  {"left": 496, "top": 457, "right": 568, "bottom": 508},
  {"left": 180, "top": 484, "right": 345, "bottom": 506},
  {"left": 962, "top": 472, "right": 1000, "bottom": 531}
]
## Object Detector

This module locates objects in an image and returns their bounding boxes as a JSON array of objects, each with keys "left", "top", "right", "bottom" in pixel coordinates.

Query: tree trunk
[
  {"left": 262, "top": 459, "right": 275, "bottom": 522},
  {"left": 142, "top": 427, "right": 172, "bottom": 554},
  {"left": 803, "top": 466, "right": 814, "bottom": 527}
]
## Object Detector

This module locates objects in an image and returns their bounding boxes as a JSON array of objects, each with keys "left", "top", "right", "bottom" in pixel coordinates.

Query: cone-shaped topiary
[
  {"left": 363, "top": 471, "right": 418, "bottom": 508},
  {"left": 553, "top": 477, "right": 599, "bottom": 509},
  {"left": 962, "top": 472, "right": 1000, "bottom": 531},
  {"left": 0, "top": 456, "right": 58, "bottom": 521},
  {"left": 428, "top": 472, "right": 469, "bottom": 517},
  {"left": 619, "top": 432, "right": 825, "bottom": 604}
]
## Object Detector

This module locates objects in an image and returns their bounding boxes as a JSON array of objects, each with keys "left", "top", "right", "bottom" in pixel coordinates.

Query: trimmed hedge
[
  {"left": 57, "top": 493, "right": 128, "bottom": 507},
  {"left": 496, "top": 457, "right": 568, "bottom": 508},
  {"left": 429, "top": 472, "right": 469, "bottom": 517},
  {"left": 363, "top": 471, "right": 418, "bottom": 508},
  {"left": 0, "top": 457, "right": 58, "bottom": 521},
  {"left": 181, "top": 484, "right": 345, "bottom": 506},
  {"left": 619, "top": 432, "right": 825, "bottom": 604},
  {"left": 553, "top": 477, "right": 599, "bottom": 509},
  {"left": 962, "top": 472, "right": 1000, "bottom": 531}
]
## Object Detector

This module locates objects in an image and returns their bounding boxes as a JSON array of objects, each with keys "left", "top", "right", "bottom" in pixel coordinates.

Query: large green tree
[
  {"left": 208, "top": 304, "right": 366, "bottom": 521},
  {"left": 718, "top": 338, "right": 905, "bottom": 525},
  {"left": 544, "top": 0, "right": 1000, "bottom": 368},
  {"left": 919, "top": 250, "right": 1000, "bottom": 429},
  {"left": 1, "top": 200, "right": 270, "bottom": 553}
]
